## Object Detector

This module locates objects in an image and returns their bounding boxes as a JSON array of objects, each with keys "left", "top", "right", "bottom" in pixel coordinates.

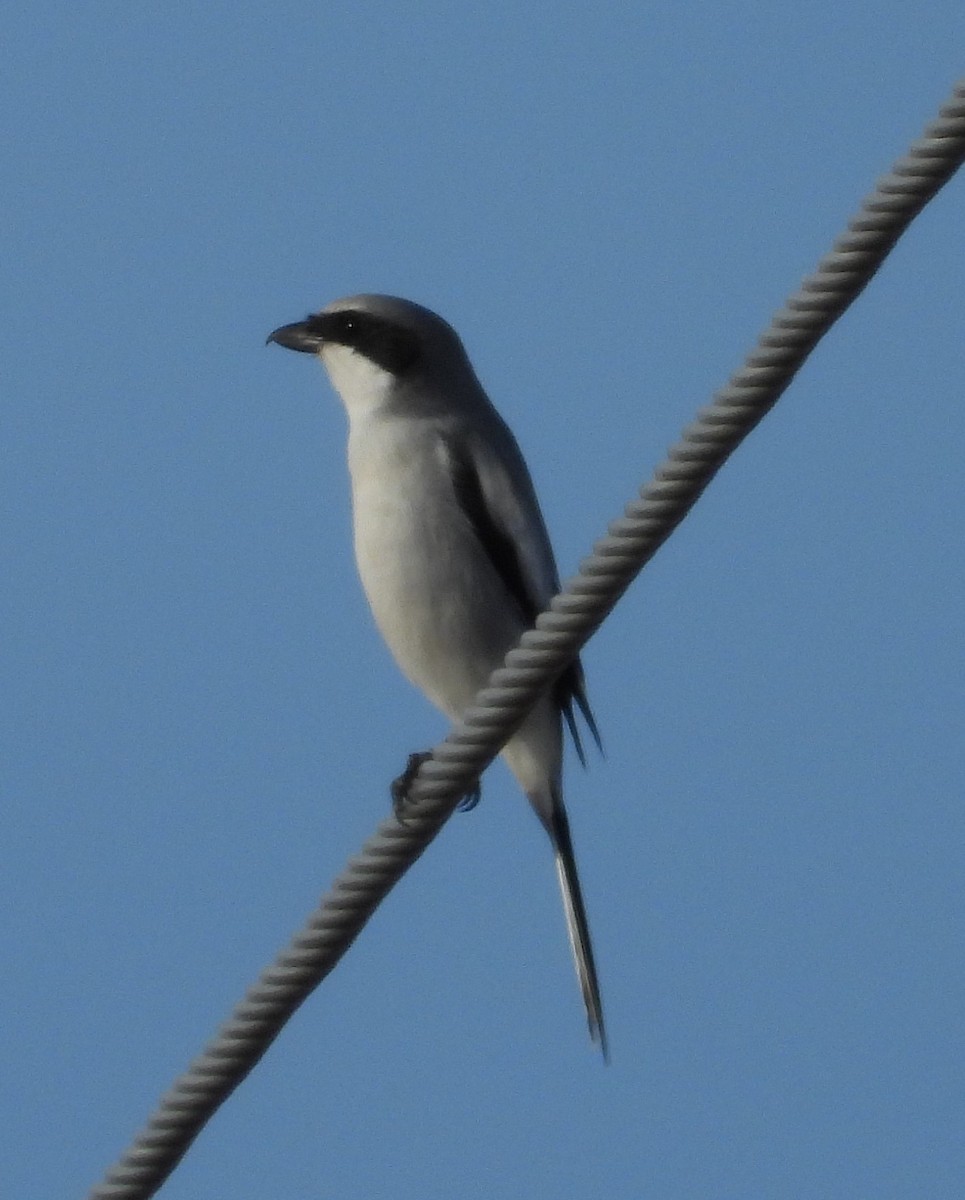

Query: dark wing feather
[
  {"left": 447, "top": 438, "right": 602, "bottom": 763},
  {"left": 559, "top": 660, "right": 603, "bottom": 766},
  {"left": 449, "top": 442, "right": 538, "bottom": 627}
]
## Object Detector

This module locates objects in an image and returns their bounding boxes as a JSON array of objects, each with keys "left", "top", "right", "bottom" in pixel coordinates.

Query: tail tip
[{"left": 590, "top": 1017, "right": 610, "bottom": 1064}]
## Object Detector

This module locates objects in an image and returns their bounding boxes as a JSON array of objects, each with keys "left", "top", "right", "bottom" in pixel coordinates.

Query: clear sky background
[{"left": 4, "top": 6, "right": 965, "bottom": 1199}]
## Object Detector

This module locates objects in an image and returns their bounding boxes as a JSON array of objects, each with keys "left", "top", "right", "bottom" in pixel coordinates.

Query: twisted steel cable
[{"left": 89, "top": 79, "right": 965, "bottom": 1200}]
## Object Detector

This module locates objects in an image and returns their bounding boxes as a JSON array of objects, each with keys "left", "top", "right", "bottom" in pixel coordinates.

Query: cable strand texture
[{"left": 88, "top": 79, "right": 965, "bottom": 1200}]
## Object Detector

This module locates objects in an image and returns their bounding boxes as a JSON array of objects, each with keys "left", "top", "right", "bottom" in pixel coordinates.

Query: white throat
[{"left": 319, "top": 342, "right": 396, "bottom": 421}]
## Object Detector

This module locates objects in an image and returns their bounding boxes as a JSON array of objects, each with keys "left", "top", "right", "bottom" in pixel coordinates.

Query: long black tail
[{"left": 544, "top": 792, "right": 608, "bottom": 1060}]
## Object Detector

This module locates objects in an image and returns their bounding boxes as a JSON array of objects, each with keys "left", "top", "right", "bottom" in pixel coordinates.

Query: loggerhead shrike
[{"left": 268, "top": 294, "right": 607, "bottom": 1056}]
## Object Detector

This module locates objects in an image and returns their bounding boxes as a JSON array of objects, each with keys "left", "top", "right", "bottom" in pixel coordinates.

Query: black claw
[
  {"left": 390, "top": 751, "right": 484, "bottom": 818},
  {"left": 390, "top": 751, "right": 431, "bottom": 821},
  {"left": 456, "top": 782, "right": 483, "bottom": 813}
]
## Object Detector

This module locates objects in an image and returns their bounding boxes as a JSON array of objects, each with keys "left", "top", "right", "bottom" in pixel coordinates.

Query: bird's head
[{"left": 268, "top": 294, "right": 479, "bottom": 418}]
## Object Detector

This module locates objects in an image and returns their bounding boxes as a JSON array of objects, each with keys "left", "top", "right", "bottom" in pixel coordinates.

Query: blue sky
[{"left": 4, "top": 6, "right": 965, "bottom": 1199}]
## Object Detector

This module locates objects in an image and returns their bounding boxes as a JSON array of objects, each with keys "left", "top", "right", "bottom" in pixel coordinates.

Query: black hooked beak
[{"left": 265, "top": 317, "right": 325, "bottom": 353}]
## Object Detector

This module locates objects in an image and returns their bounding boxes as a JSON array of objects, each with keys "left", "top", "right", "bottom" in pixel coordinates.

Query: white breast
[{"left": 346, "top": 411, "right": 523, "bottom": 720}]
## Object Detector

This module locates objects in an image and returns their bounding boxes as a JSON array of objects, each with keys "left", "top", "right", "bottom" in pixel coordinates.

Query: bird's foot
[
  {"left": 390, "top": 750, "right": 483, "bottom": 819},
  {"left": 390, "top": 751, "right": 431, "bottom": 821},
  {"left": 456, "top": 781, "right": 482, "bottom": 812}
]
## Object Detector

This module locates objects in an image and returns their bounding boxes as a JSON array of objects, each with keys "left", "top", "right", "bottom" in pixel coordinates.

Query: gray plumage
[{"left": 268, "top": 294, "right": 606, "bottom": 1056}]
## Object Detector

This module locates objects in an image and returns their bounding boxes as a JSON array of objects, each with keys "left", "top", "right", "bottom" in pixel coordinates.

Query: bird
[{"left": 267, "top": 294, "right": 607, "bottom": 1056}]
